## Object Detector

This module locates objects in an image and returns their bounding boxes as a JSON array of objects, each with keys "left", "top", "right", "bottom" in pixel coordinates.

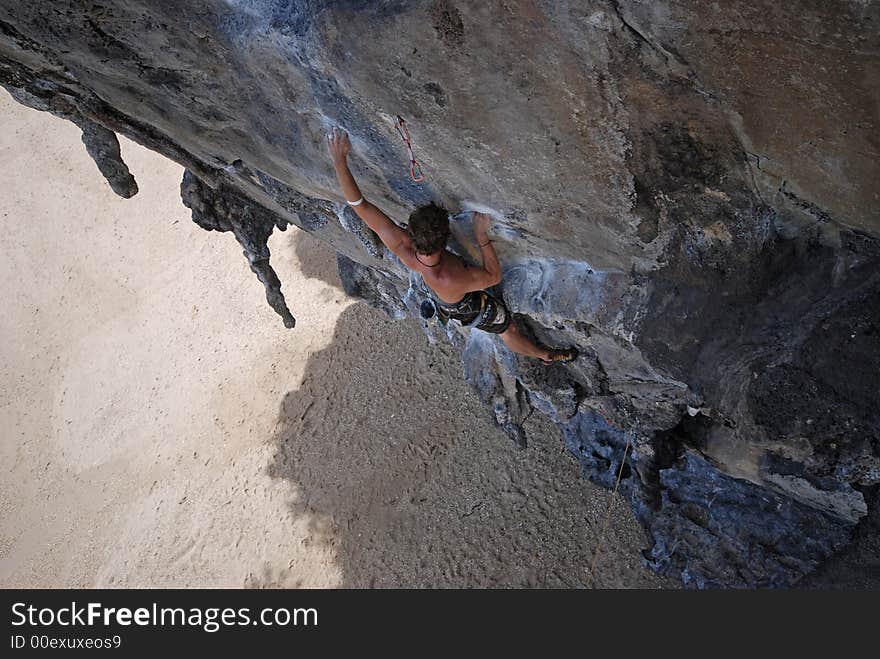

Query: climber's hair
[{"left": 407, "top": 202, "right": 450, "bottom": 255}]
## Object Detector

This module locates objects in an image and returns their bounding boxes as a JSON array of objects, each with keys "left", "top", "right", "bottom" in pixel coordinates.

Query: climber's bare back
[{"left": 411, "top": 250, "right": 499, "bottom": 305}]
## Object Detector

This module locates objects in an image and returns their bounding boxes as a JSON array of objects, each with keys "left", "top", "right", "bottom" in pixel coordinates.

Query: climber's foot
[{"left": 541, "top": 347, "right": 579, "bottom": 364}]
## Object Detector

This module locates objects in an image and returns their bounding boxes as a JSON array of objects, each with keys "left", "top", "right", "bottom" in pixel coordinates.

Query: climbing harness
[
  {"left": 586, "top": 431, "right": 633, "bottom": 589},
  {"left": 394, "top": 114, "right": 425, "bottom": 183},
  {"left": 434, "top": 290, "right": 511, "bottom": 335}
]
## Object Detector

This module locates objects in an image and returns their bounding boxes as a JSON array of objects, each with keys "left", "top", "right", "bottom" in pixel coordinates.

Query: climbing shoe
[{"left": 542, "top": 347, "right": 579, "bottom": 364}]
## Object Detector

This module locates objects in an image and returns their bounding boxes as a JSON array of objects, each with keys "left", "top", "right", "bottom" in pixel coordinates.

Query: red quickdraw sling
[{"left": 394, "top": 114, "right": 425, "bottom": 183}]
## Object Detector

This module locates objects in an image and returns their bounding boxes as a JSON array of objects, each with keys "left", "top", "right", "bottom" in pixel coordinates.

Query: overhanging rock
[{"left": 2, "top": 1, "right": 878, "bottom": 587}]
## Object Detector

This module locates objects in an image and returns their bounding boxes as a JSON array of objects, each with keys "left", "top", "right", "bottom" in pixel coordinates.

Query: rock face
[{"left": 1, "top": 1, "right": 877, "bottom": 587}]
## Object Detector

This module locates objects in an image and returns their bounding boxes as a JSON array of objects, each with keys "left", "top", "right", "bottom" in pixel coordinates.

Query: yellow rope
[{"left": 586, "top": 435, "right": 632, "bottom": 589}]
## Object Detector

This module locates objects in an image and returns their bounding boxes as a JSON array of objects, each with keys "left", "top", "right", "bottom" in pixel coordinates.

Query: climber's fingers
[
  {"left": 326, "top": 126, "right": 351, "bottom": 161},
  {"left": 472, "top": 212, "right": 491, "bottom": 233}
]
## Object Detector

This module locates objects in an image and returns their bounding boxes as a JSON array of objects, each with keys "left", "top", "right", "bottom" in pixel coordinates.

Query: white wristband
[{"left": 347, "top": 196, "right": 364, "bottom": 206}]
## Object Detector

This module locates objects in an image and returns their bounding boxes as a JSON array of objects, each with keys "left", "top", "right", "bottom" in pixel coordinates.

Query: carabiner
[{"left": 410, "top": 160, "right": 425, "bottom": 183}]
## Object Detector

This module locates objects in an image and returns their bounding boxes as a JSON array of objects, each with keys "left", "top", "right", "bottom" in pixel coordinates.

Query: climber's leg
[
  {"left": 482, "top": 294, "right": 578, "bottom": 363},
  {"left": 498, "top": 322, "right": 552, "bottom": 361},
  {"left": 499, "top": 324, "right": 578, "bottom": 363}
]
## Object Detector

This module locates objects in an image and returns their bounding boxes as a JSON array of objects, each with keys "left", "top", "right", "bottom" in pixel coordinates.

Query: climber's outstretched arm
[
  {"left": 327, "top": 127, "right": 416, "bottom": 263},
  {"left": 469, "top": 212, "right": 502, "bottom": 288}
]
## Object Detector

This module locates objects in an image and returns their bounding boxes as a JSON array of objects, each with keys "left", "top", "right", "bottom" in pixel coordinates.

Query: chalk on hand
[{"left": 460, "top": 201, "right": 504, "bottom": 221}]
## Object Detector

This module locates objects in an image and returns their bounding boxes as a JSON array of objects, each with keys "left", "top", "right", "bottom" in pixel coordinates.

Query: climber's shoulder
[{"left": 384, "top": 230, "right": 418, "bottom": 266}]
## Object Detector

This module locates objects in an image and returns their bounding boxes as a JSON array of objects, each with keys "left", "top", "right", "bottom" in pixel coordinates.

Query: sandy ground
[{"left": 0, "top": 90, "right": 672, "bottom": 588}]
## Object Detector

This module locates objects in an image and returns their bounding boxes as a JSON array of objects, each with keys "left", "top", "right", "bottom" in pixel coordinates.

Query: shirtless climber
[{"left": 328, "top": 127, "right": 577, "bottom": 364}]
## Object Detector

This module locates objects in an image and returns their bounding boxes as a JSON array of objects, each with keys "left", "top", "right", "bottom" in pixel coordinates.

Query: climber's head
[{"left": 407, "top": 202, "right": 450, "bottom": 255}]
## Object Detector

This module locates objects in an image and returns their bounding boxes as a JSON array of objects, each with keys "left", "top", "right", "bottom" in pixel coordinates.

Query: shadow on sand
[{"left": 263, "top": 274, "right": 672, "bottom": 586}]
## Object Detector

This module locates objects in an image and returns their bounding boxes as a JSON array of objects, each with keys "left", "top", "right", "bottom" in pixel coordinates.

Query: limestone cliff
[{"left": 1, "top": 0, "right": 877, "bottom": 587}]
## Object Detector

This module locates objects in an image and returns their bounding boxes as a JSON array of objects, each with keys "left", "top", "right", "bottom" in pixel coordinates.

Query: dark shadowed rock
[
  {"left": 180, "top": 169, "right": 297, "bottom": 329},
  {"left": 1, "top": 0, "right": 878, "bottom": 587},
  {"left": 78, "top": 118, "right": 138, "bottom": 197}
]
